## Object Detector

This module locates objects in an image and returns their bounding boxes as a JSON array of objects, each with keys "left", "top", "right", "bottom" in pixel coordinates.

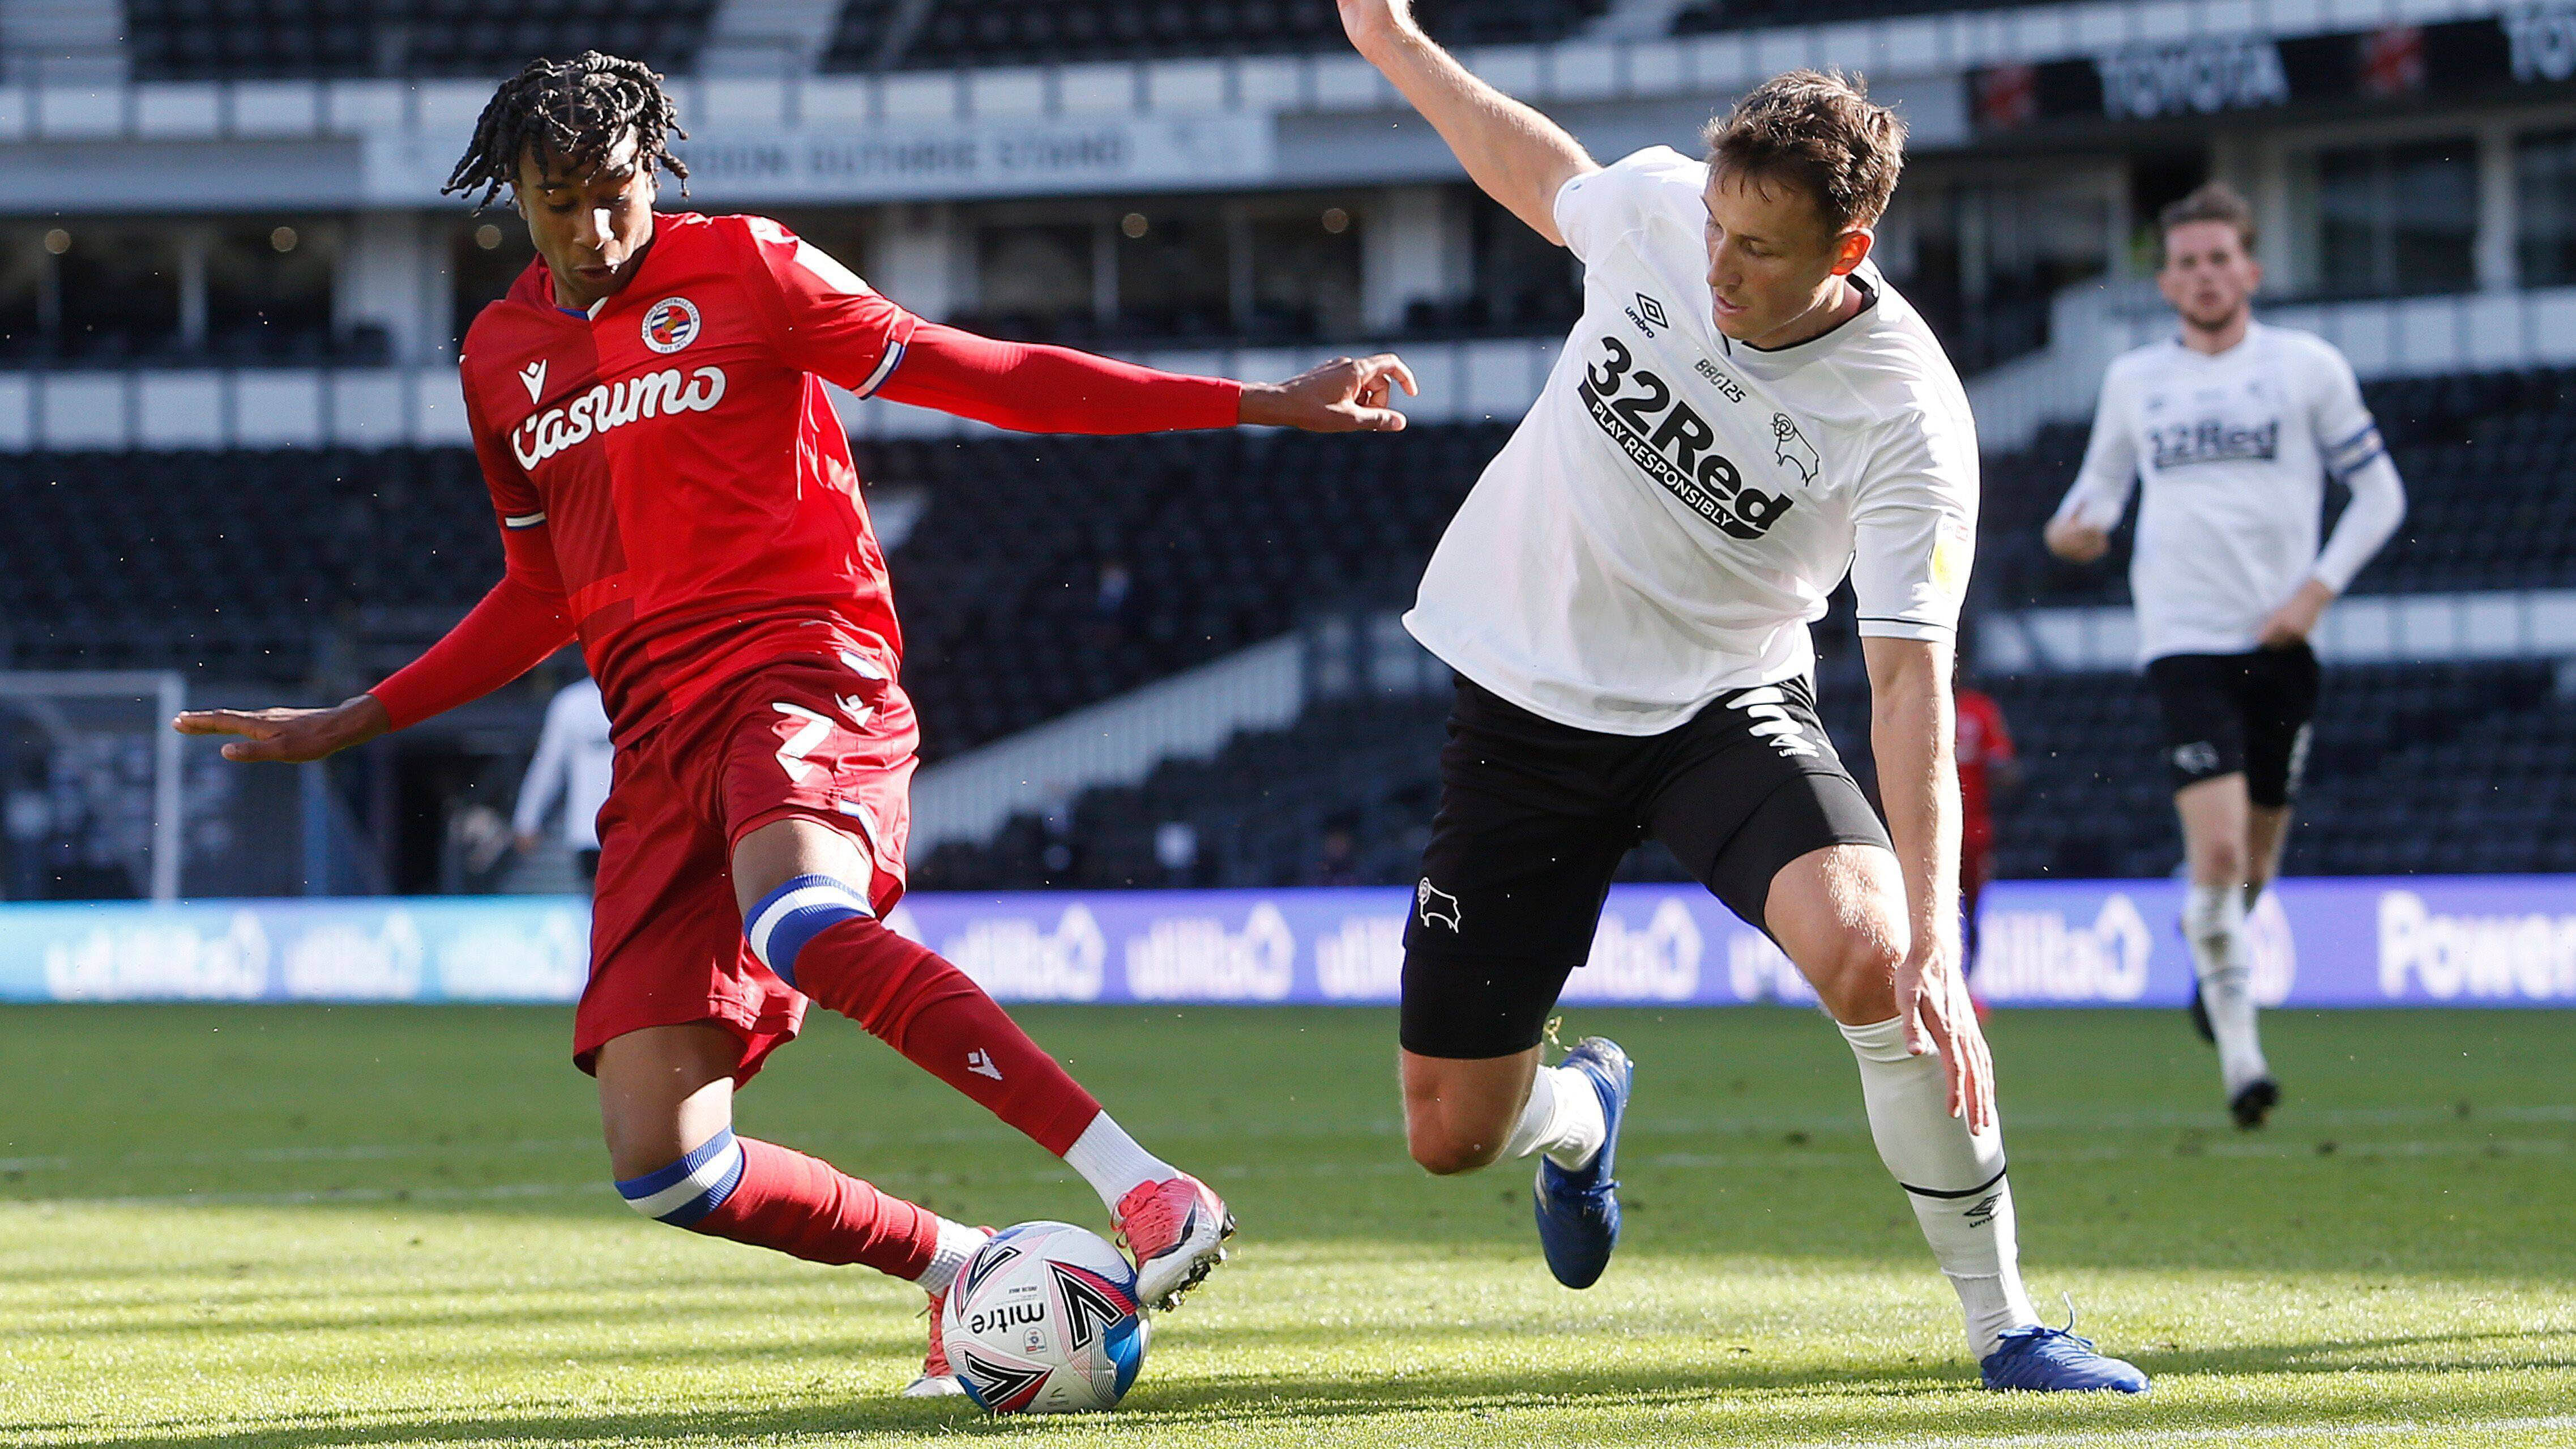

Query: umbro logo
[
  {"left": 1626, "top": 293, "right": 1670, "bottom": 337},
  {"left": 518, "top": 359, "right": 548, "bottom": 404},
  {"left": 966, "top": 1049, "right": 1003, "bottom": 1081}
]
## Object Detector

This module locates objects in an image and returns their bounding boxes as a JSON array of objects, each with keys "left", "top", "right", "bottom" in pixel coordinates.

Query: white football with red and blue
[{"left": 939, "top": 1221, "right": 1150, "bottom": 1414}]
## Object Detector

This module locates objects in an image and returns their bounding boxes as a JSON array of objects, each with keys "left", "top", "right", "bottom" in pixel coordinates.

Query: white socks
[
  {"left": 914, "top": 1218, "right": 990, "bottom": 1297},
  {"left": 1503, "top": 1064, "right": 1608, "bottom": 1170},
  {"left": 1840, "top": 1016, "right": 2039, "bottom": 1359},
  {"left": 2185, "top": 883, "right": 2271, "bottom": 1094},
  {"left": 1061, "top": 1111, "right": 1179, "bottom": 1213}
]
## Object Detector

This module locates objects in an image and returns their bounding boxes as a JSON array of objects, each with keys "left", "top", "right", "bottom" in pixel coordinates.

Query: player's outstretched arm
[
  {"left": 1863, "top": 636, "right": 1996, "bottom": 1133},
  {"left": 1338, "top": 0, "right": 1596, "bottom": 245},
  {"left": 176, "top": 545, "right": 573, "bottom": 763},
  {"left": 875, "top": 324, "right": 1416, "bottom": 435},
  {"left": 175, "top": 695, "right": 391, "bottom": 764}
]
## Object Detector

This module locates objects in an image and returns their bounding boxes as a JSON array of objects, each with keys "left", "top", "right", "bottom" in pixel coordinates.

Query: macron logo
[
  {"left": 966, "top": 1049, "right": 1003, "bottom": 1081},
  {"left": 518, "top": 359, "right": 548, "bottom": 404}
]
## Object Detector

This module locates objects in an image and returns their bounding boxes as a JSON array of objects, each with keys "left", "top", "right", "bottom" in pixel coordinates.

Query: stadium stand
[
  {"left": 123, "top": 0, "right": 720, "bottom": 82},
  {"left": 10, "top": 358, "right": 2575, "bottom": 887},
  {"left": 0, "top": 447, "right": 495, "bottom": 681},
  {"left": 914, "top": 655, "right": 2576, "bottom": 889},
  {"left": 821, "top": 0, "right": 1611, "bottom": 71},
  {"left": 6, "top": 362, "right": 2570, "bottom": 688},
  {"left": 862, "top": 423, "right": 1504, "bottom": 758},
  {"left": 1668, "top": 0, "right": 2045, "bottom": 33}
]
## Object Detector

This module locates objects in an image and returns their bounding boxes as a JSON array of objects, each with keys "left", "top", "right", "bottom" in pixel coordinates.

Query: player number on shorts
[{"left": 773, "top": 703, "right": 835, "bottom": 783}]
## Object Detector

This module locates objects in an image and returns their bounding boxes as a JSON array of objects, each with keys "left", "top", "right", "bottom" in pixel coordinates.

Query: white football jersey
[
  {"left": 1403, "top": 147, "right": 1980, "bottom": 736},
  {"left": 2053, "top": 321, "right": 2406, "bottom": 664}
]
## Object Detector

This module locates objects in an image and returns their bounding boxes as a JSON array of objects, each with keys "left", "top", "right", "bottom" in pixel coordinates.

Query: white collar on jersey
[{"left": 1721, "top": 270, "right": 1882, "bottom": 377}]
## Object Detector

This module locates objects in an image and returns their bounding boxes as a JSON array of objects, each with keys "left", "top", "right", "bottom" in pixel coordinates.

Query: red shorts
[{"left": 573, "top": 650, "right": 919, "bottom": 1083}]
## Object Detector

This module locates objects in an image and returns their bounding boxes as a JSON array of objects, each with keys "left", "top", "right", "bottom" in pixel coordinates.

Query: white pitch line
[{"left": 1773, "top": 1416, "right": 2576, "bottom": 1448}]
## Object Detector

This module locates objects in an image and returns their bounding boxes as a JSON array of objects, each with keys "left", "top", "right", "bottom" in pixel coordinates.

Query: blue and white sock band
[
  {"left": 745, "top": 873, "right": 873, "bottom": 988},
  {"left": 616, "top": 1127, "right": 745, "bottom": 1227}
]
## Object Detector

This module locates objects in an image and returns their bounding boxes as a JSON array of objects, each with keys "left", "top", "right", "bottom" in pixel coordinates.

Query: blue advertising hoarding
[{"left": 2, "top": 877, "right": 2573, "bottom": 1007}]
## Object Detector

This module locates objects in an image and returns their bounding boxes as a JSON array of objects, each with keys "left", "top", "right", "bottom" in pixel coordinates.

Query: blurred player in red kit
[
  {"left": 1953, "top": 673, "right": 2018, "bottom": 979},
  {"left": 174, "top": 52, "right": 1416, "bottom": 1395}
]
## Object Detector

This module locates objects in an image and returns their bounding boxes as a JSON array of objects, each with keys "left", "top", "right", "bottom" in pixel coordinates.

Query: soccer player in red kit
[
  {"left": 174, "top": 52, "right": 1417, "bottom": 1395},
  {"left": 1954, "top": 680, "right": 2018, "bottom": 976}
]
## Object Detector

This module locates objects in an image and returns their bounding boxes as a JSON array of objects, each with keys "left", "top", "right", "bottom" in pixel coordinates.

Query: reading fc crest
[{"left": 641, "top": 296, "right": 701, "bottom": 354}]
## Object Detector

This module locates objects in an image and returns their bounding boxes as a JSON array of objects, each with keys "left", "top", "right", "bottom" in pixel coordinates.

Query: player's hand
[
  {"left": 173, "top": 694, "right": 391, "bottom": 764},
  {"left": 1241, "top": 354, "right": 1418, "bottom": 433},
  {"left": 2258, "top": 577, "right": 2335, "bottom": 648},
  {"left": 1336, "top": 0, "right": 1424, "bottom": 52},
  {"left": 2043, "top": 517, "right": 2109, "bottom": 564},
  {"left": 1897, "top": 934, "right": 1996, "bottom": 1133}
]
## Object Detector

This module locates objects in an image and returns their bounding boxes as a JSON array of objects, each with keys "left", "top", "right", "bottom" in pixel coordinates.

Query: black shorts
[
  {"left": 1400, "top": 675, "right": 1890, "bottom": 1060},
  {"left": 2146, "top": 643, "right": 2321, "bottom": 807}
]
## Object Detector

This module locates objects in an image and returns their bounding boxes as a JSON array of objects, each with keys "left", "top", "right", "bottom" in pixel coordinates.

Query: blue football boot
[
  {"left": 1532, "top": 1037, "right": 1633, "bottom": 1290},
  {"left": 1980, "top": 1322, "right": 2152, "bottom": 1394}
]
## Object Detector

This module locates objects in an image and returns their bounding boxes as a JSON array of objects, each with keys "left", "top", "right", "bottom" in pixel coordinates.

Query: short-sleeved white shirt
[
  {"left": 2056, "top": 322, "right": 2393, "bottom": 664},
  {"left": 1403, "top": 147, "right": 1981, "bottom": 736}
]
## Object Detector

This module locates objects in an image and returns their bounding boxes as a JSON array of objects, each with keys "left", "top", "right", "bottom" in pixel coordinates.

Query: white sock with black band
[
  {"left": 1840, "top": 1016, "right": 2039, "bottom": 1358},
  {"left": 1502, "top": 1064, "right": 1607, "bottom": 1171},
  {"left": 2186, "top": 883, "right": 2271, "bottom": 1094}
]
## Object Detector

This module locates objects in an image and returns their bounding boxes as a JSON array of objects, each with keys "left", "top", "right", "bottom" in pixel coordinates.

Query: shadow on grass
[{"left": 29, "top": 1332, "right": 2573, "bottom": 1448}]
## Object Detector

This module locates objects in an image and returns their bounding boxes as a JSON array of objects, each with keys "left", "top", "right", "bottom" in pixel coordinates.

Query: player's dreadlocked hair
[{"left": 443, "top": 51, "right": 689, "bottom": 210}]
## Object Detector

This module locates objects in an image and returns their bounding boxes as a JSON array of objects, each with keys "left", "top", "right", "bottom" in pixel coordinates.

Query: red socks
[
  {"left": 689, "top": 1136, "right": 941, "bottom": 1277},
  {"left": 791, "top": 917, "right": 1105, "bottom": 1156}
]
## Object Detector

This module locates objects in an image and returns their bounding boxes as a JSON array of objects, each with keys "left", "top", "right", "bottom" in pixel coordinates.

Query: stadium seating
[
  {"left": 11, "top": 359, "right": 2576, "bottom": 886},
  {"left": 1670, "top": 0, "right": 2051, "bottom": 33},
  {"left": 859, "top": 424, "right": 1503, "bottom": 758},
  {"left": 916, "top": 655, "right": 2576, "bottom": 889},
  {"left": 0, "top": 447, "right": 495, "bottom": 681},
  {"left": 124, "top": 0, "right": 719, "bottom": 82},
  {"left": 822, "top": 0, "right": 1611, "bottom": 71}
]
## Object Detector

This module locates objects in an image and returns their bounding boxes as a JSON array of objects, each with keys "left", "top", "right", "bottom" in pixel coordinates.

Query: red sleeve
[
  {"left": 874, "top": 322, "right": 1243, "bottom": 434},
  {"left": 740, "top": 215, "right": 920, "bottom": 396},
  {"left": 1982, "top": 695, "right": 2015, "bottom": 761},
  {"left": 368, "top": 371, "right": 577, "bottom": 730}
]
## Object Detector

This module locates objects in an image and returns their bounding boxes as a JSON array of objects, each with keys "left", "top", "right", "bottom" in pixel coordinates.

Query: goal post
[{"left": 0, "top": 671, "right": 186, "bottom": 902}]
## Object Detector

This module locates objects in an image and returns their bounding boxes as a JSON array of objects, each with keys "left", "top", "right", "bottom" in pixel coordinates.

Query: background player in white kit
[
  {"left": 514, "top": 672, "right": 613, "bottom": 885},
  {"left": 2046, "top": 184, "right": 2406, "bottom": 1128},
  {"left": 1338, "top": 0, "right": 2146, "bottom": 1394}
]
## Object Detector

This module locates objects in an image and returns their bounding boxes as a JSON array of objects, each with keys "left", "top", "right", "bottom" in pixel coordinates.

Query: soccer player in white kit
[
  {"left": 1338, "top": 0, "right": 2146, "bottom": 1393},
  {"left": 2046, "top": 184, "right": 2406, "bottom": 1128}
]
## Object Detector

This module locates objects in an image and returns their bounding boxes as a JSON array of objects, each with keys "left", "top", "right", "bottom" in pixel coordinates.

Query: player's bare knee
[
  {"left": 1407, "top": 1126, "right": 1501, "bottom": 1176},
  {"left": 1808, "top": 932, "right": 1904, "bottom": 1024},
  {"left": 2194, "top": 840, "right": 2248, "bottom": 887}
]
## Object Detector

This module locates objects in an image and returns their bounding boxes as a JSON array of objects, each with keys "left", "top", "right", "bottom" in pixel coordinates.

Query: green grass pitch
[{"left": 2, "top": 1003, "right": 2570, "bottom": 1447}]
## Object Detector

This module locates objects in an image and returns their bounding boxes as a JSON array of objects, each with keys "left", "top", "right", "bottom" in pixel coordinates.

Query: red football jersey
[
  {"left": 459, "top": 212, "right": 917, "bottom": 742},
  {"left": 1955, "top": 686, "right": 2014, "bottom": 841}
]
